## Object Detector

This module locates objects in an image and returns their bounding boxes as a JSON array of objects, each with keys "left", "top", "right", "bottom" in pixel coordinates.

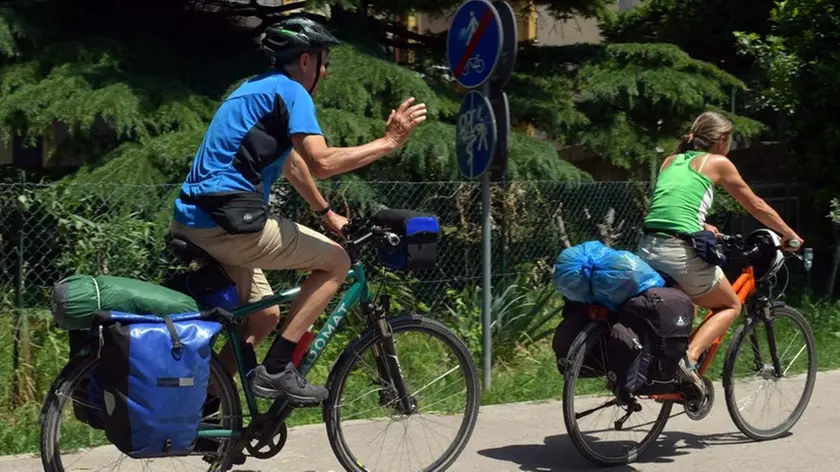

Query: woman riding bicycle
[{"left": 637, "top": 111, "right": 803, "bottom": 396}]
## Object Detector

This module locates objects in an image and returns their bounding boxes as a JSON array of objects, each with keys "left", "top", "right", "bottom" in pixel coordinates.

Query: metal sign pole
[
  {"left": 448, "top": 0, "right": 514, "bottom": 393},
  {"left": 481, "top": 80, "right": 493, "bottom": 392}
]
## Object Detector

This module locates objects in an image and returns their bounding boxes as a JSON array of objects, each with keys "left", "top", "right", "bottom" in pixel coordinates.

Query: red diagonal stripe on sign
[{"left": 455, "top": 8, "right": 494, "bottom": 79}]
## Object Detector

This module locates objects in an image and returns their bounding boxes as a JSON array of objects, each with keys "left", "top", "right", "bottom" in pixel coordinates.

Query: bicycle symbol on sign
[{"left": 461, "top": 55, "right": 486, "bottom": 77}]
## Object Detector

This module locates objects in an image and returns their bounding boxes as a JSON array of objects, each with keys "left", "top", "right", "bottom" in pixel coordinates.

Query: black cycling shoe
[{"left": 250, "top": 363, "right": 329, "bottom": 406}]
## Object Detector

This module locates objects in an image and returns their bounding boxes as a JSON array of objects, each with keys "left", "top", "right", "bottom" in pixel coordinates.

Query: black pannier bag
[
  {"left": 552, "top": 299, "right": 609, "bottom": 378},
  {"left": 163, "top": 262, "right": 240, "bottom": 312},
  {"left": 606, "top": 287, "right": 695, "bottom": 395},
  {"left": 68, "top": 330, "right": 106, "bottom": 430},
  {"left": 371, "top": 209, "right": 440, "bottom": 271}
]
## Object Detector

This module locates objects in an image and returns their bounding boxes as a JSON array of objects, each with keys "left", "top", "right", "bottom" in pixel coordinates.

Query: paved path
[{"left": 4, "top": 370, "right": 838, "bottom": 471}]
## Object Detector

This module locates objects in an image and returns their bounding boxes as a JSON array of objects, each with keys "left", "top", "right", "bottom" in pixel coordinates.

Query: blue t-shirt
[{"left": 173, "top": 72, "right": 323, "bottom": 228}]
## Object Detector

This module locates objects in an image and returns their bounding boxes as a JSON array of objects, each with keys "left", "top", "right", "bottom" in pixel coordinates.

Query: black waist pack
[
  {"left": 682, "top": 230, "right": 727, "bottom": 267},
  {"left": 181, "top": 191, "right": 268, "bottom": 235},
  {"left": 645, "top": 226, "right": 726, "bottom": 267}
]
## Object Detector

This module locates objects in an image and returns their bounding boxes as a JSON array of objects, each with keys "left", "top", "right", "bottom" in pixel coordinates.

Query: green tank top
[{"left": 645, "top": 151, "right": 715, "bottom": 235}]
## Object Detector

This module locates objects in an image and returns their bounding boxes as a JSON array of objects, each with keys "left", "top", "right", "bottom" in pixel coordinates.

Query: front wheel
[
  {"left": 722, "top": 305, "right": 817, "bottom": 440},
  {"left": 323, "top": 314, "right": 480, "bottom": 472}
]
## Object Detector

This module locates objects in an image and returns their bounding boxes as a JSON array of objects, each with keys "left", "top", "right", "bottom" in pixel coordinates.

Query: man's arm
[
  {"left": 292, "top": 97, "right": 427, "bottom": 179},
  {"left": 283, "top": 149, "right": 348, "bottom": 233},
  {"left": 291, "top": 134, "right": 397, "bottom": 179},
  {"left": 283, "top": 148, "right": 329, "bottom": 211}
]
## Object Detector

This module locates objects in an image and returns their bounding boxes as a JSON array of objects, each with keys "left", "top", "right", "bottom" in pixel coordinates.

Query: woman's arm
[{"left": 712, "top": 156, "right": 802, "bottom": 247}]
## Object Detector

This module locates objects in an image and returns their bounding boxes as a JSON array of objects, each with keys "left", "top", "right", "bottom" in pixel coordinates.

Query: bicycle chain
[{"left": 243, "top": 414, "right": 288, "bottom": 459}]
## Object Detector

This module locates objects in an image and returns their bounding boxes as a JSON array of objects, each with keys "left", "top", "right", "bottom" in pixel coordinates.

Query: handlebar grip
[{"left": 786, "top": 239, "right": 802, "bottom": 250}]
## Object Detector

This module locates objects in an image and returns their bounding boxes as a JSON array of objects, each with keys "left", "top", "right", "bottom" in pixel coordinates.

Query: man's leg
[
  {"left": 170, "top": 222, "right": 283, "bottom": 378},
  {"left": 172, "top": 217, "right": 350, "bottom": 405},
  {"left": 246, "top": 218, "right": 351, "bottom": 404},
  {"left": 216, "top": 269, "right": 280, "bottom": 376}
]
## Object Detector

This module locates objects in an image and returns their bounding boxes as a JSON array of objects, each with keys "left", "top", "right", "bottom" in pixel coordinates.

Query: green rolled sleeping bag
[{"left": 50, "top": 274, "right": 199, "bottom": 331}]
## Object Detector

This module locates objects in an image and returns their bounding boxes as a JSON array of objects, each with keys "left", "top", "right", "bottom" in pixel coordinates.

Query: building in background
[{"left": 413, "top": 0, "right": 643, "bottom": 46}]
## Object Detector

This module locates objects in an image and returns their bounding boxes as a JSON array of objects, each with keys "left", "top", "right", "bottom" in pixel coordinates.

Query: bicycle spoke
[
  {"left": 576, "top": 399, "right": 617, "bottom": 420},
  {"left": 563, "top": 324, "right": 672, "bottom": 467},
  {"left": 327, "top": 320, "right": 478, "bottom": 471},
  {"left": 42, "top": 355, "right": 241, "bottom": 472},
  {"left": 725, "top": 307, "right": 816, "bottom": 439}
]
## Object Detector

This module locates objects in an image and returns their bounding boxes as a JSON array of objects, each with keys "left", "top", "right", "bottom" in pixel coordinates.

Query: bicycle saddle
[{"left": 167, "top": 234, "right": 211, "bottom": 263}]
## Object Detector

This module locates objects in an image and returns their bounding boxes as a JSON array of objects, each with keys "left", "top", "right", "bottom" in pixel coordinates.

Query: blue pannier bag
[
  {"left": 553, "top": 240, "right": 665, "bottom": 311},
  {"left": 371, "top": 209, "right": 440, "bottom": 271},
  {"left": 93, "top": 310, "right": 223, "bottom": 458}
]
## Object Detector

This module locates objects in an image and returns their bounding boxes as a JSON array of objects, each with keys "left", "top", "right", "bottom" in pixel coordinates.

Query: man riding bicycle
[{"left": 169, "top": 16, "right": 427, "bottom": 406}]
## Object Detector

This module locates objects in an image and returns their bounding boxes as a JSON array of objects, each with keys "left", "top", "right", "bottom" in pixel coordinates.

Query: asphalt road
[{"left": 4, "top": 370, "right": 837, "bottom": 472}]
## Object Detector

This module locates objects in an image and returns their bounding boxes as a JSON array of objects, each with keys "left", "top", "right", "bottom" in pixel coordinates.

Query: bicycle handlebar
[
  {"left": 339, "top": 219, "right": 401, "bottom": 250},
  {"left": 718, "top": 232, "right": 803, "bottom": 263}
]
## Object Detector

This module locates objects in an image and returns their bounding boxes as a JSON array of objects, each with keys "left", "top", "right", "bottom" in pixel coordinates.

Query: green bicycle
[{"left": 40, "top": 216, "right": 481, "bottom": 472}]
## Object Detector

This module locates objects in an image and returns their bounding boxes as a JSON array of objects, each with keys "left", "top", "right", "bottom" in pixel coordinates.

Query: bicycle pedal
[{"left": 202, "top": 451, "right": 246, "bottom": 466}]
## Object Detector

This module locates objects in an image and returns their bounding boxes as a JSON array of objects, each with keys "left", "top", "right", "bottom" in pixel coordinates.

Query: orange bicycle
[{"left": 561, "top": 229, "right": 818, "bottom": 467}]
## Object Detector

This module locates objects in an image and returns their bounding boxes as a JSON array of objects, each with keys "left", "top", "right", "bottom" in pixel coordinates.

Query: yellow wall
[
  {"left": 396, "top": 14, "right": 419, "bottom": 65},
  {"left": 512, "top": 1, "right": 537, "bottom": 43}
]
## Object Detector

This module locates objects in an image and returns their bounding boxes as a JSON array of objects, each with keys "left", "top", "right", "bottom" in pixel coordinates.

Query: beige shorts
[
  {"left": 171, "top": 216, "right": 339, "bottom": 304},
  {"left": 636, "top": 234, "right": 725, "bottom": 298}
]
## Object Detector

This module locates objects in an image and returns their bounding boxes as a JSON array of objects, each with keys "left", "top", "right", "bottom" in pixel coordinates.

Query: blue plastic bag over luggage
[{"left": 553, "top": 240, "right": 665, "bottom": 310}]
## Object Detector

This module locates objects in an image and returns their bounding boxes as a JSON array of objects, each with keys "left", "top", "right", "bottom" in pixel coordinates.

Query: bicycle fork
[
  {"left": 367, "top": 296, "right": 416, "bottom": 415},
  {"left": 748, "top": 299, "right": 785, "bottom": 379}
]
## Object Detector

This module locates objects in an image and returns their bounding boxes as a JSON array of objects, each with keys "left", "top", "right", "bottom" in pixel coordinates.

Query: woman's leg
[{"left": 686, "top": 275, "right": 742, "bottom": 364}]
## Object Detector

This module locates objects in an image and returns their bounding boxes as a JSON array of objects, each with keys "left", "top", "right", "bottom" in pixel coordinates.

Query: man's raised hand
[{"left": 384, "top": 97, "right": 427, "bottom": 148}]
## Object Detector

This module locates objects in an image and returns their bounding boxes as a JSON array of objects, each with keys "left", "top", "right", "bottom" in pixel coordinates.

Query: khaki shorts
[
  {"left": 170, "top": 217, "right": 340, "bottom": 304},
  {"left": 636, "top": 234, "right": 725, "bottom": 298}
]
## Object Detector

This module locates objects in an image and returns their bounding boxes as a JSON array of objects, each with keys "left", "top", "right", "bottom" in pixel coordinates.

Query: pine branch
[{"left": 201, "top": 0, "right": 308, "bottom": 17}]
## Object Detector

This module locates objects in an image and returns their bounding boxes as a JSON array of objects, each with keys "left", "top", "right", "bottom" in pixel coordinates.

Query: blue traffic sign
[
  {"left": 447, "top": 0, "right": 503, "bottom": 89},
  {"left": 456, "top": 90, "right": 497, "bottom": 179}
]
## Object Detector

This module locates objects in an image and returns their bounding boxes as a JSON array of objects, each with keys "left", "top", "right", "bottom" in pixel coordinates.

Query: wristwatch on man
[{"left": 315, "top": 204, "right": 332, "bottom": 218}]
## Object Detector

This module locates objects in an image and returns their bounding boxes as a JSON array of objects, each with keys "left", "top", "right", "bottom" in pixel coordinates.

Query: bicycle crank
[
  {"left": 684, "top": 377, "right": 715, "bottom": 421},
  {"left": 244, "top": 415, "right": 289, "bottom": 459}
]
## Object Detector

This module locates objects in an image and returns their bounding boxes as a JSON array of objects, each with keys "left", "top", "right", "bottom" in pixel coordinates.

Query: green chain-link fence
[
  {"left": 0, "top": 180, "right": 652, "bottom": 313},
  {"left": 0, "top": 178, "right": 817, "bottom": 409}
]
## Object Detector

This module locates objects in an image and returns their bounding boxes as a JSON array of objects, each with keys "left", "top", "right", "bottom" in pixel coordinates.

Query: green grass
[{"left": 2, "top": 299, "right": 840, "bottom": 457}]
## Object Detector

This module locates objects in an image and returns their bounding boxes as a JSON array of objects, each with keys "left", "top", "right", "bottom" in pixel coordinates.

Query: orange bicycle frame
[{"left": 647, "top": 266, "right": 757, "bottom": 401}]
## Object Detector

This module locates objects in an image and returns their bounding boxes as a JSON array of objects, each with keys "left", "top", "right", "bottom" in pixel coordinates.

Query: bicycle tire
[
  {"left": 40, "top": 349, "right": 242, "bottom": 472},
  {"left": 562, "top": 322, "right": 673, "bottom": 467},
  {"left": 322, "top": 314, "right": 480, "bottom": 472},
  {"left": 722, "top": 304, "right": 817, "bottom": 441}
]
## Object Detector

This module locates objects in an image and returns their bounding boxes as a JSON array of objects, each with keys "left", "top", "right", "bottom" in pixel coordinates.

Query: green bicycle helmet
[
  {"left": 262, "top": 17, "right": 341, "bottom": 94},
  {"left": 262, "top": 16, "right": 340, "bottom": 64}
]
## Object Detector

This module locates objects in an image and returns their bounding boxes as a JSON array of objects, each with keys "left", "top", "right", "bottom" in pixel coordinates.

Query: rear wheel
[
  {"left": 40, "top": 349, "right": 242, "bottom": 472},
  {"left": 562, "top": 322, "right": 673, "bottom": 467},
  {"left": 723, "top": 305, "right": 817, "bottom": 440}
]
